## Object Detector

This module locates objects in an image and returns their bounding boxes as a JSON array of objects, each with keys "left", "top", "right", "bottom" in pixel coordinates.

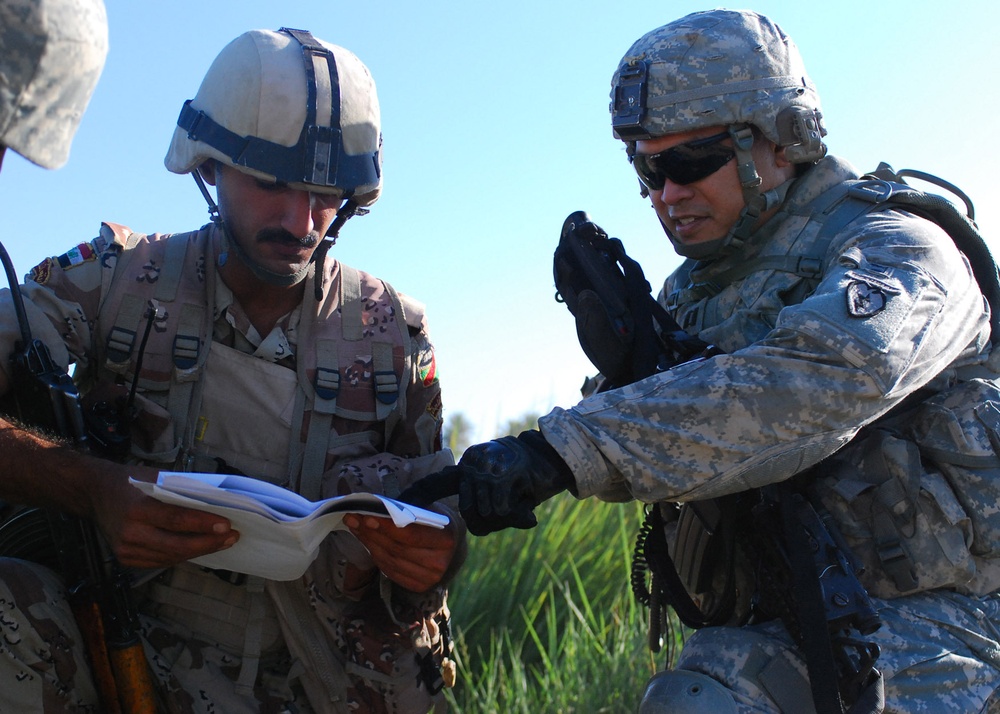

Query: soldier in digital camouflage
[
  {"left": 406, "top": 8, "right": 1000, "bottom": 713},
  {"left": 0, "top": 24, "right": 465, "bottom": 714}
]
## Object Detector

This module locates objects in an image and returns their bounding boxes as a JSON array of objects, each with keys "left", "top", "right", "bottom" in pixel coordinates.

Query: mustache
[{"left": 256, "top": 228, "right": 320, "bottom": 248}]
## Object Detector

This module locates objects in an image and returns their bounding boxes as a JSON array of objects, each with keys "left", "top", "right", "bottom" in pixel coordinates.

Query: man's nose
[
  {"left": 280, "top": 190, "right": 316, "bottom": 237},
  {"left": 657, "top": 179, "right": 695, "bottom": 205}
]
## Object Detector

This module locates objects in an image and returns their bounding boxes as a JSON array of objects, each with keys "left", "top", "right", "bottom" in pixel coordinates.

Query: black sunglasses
[{"left": 630, "top": 131, "right": 735, "bottom": 190}]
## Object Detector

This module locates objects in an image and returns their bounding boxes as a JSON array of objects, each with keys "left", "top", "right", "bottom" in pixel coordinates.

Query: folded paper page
[{"left": 130, "top": 472, "right": 449, "bottom": 581}]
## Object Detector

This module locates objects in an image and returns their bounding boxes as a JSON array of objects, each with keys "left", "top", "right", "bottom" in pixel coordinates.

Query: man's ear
[
  {"left": 197, "top": 160, "right": 219, "bottom": 186},
  {"left": 773, "top": 144, "right": 793, "bottom": 168}
]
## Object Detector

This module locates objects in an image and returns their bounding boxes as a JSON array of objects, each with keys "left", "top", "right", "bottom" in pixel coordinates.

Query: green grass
[{"left": 443, "top": 495, "right": 687, "bottom": 713}]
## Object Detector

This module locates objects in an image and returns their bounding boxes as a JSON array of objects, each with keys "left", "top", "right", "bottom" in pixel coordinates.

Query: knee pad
[{"left": 639, "top": 669, "right": 739, "bottom": 714}]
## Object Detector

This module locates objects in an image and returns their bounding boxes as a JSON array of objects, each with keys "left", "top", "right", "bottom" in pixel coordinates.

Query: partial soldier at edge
[{"left": 0, "top": 0, "right": 107, "bottom": 170}]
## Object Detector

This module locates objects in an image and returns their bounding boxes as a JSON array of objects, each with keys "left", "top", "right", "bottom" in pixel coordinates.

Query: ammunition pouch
[
  {"left": 818, "top": 378, "right": 1000, "bottom": 599},
  {"left": 659, "top": 497, "right": 752, "bottom": 628}
]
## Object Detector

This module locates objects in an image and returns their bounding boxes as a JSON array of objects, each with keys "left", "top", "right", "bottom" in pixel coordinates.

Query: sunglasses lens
[{"left": 632, "top": 133, "right": 735, "bottom": 189}]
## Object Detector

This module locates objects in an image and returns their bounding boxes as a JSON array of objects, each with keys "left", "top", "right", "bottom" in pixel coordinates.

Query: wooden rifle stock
[{"left": 48, "top": 502, "right": 158, "bottom": 713}]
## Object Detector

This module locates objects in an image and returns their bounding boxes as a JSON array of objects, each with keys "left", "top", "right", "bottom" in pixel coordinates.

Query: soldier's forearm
[{"left": 0, "top": 415, "right": 114, "bottom": 519}]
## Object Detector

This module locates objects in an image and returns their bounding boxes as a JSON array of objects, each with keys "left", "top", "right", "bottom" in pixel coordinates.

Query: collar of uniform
[
  {"left": 781, "top": 155, "right": 860, "bottom": 216},
  {"left": 212, "top": 268, "right": 300, "bottom": 363}
]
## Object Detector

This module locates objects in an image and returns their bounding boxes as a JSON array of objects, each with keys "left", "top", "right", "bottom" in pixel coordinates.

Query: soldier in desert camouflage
[
  {"left": 408, "top": 9, "right": 1000, "bottom": 713},
  {"left": 0, "top": 24, "right": 464, "bottom": 714}
]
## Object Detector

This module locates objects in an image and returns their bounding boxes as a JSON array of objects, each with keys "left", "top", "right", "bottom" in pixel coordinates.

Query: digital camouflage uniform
[
  {"left": 540, "top": 152, "right": 1000, "bottom": 712},
  {"left": 0, "top": 0, "right": 107, "bottom": 169},
  {"left": 0, "top": 220, "right": 462, "bottom": 713},
  {"left": 396, "top": 8, "right": 1000, "bottom": 713}
]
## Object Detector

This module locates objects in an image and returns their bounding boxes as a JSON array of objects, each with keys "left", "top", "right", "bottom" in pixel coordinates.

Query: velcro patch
[
  {"left": 28, "top": 257, "right": 55, "bottom": 284},
  {"left": 56, "top": 242, "right": 97, "bottom": 271},
  {"left": 846, "top": 280, "right": 887, "bottom": 317},
  {"left": 419, "top": 351, "right": 437, "bottom": 386}
]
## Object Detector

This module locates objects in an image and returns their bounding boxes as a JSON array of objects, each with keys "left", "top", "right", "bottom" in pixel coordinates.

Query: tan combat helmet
[
  {"left": 165, "top": 27, "right": 383, "bottom": 286},
  {"left": 610, "top": 9, "right": 827, "bottom": 257},
  {"left": 0, "top": 0, "right": 108, "bottom": 169}
]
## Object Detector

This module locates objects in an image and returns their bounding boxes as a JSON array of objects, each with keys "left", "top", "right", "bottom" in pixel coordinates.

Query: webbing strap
[
  {"left": 699, "top": 254, "right": 825, "bottom": 291},
  {"left": 300, "top": 411, "right": 333, "bottom": 501},
  {"left": 299, "top": 338, "right": 339, "bottom": 499},
  {"left": 339, "top": 264, "right": 363, "bottom": 341},
  {"left": 155, "top": 236, "right": 189, "bottom": 303},
  {"left": 313, "top": 339, "right": 339, "bottom": 408},
  {"left": 104, "top": 293, "right": 145, "bottom": 366},
  {"left": 173, "top": 303, "right": 205, "bottom": 375},
  {"left": 379, "top": 281, "right": 409, "bottom": 431},
  {"left": 372, "top": 340, "right": 398, "bottom": 421},
  {"left": 173, "top": 240, "right": 216, "bottom": 470},
  {"left": 781, "top": 492, "right": 846, "bottom": 714},
  {"left": 145, "top": 580, "right": 242, "bottom": 624},
  {"left": 176, "top": 238, "right": 215, "bottom": 469},
  {"left": 279, "top": 28, "right": 339, "bottom": 188},
  {"left": 236, "top": 576, "right": 267, "bottom": 696},
  {"left": 287, "top": 387, "right": 308, "bottom": 493},
  {"left": 267, "top": 581, "right": 349, "bottom": 703}
]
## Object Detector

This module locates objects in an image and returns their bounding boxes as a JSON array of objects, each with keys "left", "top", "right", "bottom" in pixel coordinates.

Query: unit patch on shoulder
[
  {"left": 844, "top": 268, "right": 901, "bottom": 318},
  {"left": 56, "top": 242, "right": 98, "bottom": 271},
  {"left": 28, "top": 257, "right": 55, "bottom": 284},
  {"left": 846, "top": 280, "right": 886, "bottom": 317},
  {"left": 425, "top": 391, "right": 443, "bottom": 421}
]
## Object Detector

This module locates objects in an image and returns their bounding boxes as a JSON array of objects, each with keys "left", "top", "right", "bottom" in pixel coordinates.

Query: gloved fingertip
[{"left": 510, "top": 511, "right": 538, "bottom": 530}]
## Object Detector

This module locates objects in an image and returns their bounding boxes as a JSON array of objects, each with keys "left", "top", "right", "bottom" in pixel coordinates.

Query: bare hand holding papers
[{"left": 130, "top": 471, "right": 450, "bottom": 581}]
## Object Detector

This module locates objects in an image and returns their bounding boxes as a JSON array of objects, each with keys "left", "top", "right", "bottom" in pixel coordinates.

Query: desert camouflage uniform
[
  {"left": 540, "top": 155, "right": 1000, "bottom": 712},
  {"left": 0, "top": 222, "right": 462, "bottom": 713}
]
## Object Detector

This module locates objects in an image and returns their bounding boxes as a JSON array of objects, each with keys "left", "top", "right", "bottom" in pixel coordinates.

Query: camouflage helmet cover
[
  {"left": 610, "top": 9, "right": 826, "bottom": 163},
  {"left": 165, "top": 28, "right": 382, "bottom": 206},
  {"left": 0, "top": 0, "right": 108, "bottom": 169}
]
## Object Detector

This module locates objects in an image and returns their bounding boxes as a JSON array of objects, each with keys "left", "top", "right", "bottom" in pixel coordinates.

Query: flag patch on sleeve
[
  {"left": 56, "top": 242, "right": 97, "bottom": 270},
  {"left": 419, "top": 351, "right": 437, "bottom": 386}
]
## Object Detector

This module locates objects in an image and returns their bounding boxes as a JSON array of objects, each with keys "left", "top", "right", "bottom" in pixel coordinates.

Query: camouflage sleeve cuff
[{"left": 538, "top": 407, "right": 628, "bottom": 501}]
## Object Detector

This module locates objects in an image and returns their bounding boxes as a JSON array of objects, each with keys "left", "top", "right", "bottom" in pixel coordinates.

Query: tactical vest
[
  {"left": 88, "top": 221, "right": 413, "bottom": 500},
  {"left": 664, "top": 163, "right": 1000, "bottom": 603}
]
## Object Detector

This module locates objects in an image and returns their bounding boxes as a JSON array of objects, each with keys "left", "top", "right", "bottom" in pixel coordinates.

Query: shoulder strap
[
  {"left": 710, "top": 167, "right": 1000, "bottom": 347},
  {"left": 828, "top": 166, "right": 1000, "bottom": 343},
  {"left": 96, "top": 229, "right": 213, "bottom": 466},
  {"left": 693, "top": 179, "right": 863, "bottom": 291},
  {"left": 864, "top": 166, "right": 1000, "bottom": 342},
  {"left": 297, "top": 264, "right": 409, "bottom": 500}
]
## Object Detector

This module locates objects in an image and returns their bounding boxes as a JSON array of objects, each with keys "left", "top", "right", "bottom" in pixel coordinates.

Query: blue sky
[{"left": 2, "top": 1, "right": 998, "bottom": 443}]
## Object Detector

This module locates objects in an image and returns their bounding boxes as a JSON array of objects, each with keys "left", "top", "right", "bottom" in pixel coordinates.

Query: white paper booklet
[{"left": 130, "top": 471, "right": 449, "bottom": 581}]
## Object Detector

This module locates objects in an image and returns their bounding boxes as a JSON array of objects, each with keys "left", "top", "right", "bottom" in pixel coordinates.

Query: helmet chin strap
[{"left": 664, "top": 124, "right": 794, "bottom": 261}]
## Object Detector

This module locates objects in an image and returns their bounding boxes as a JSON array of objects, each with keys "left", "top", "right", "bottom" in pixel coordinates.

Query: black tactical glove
[{"left": 400, "top": 430, "right": 576, "bottom": 536}]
